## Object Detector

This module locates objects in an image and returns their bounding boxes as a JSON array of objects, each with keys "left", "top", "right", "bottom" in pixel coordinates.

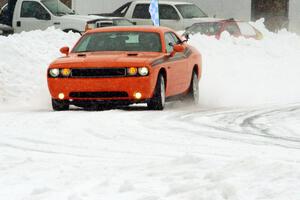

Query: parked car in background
[
  {"left": 47, "top": 26, "right": 202, "bottom": 111},
  {"left": 94, "top": 1, "right": 209, "bottom": 31},
  {"left": 184, "top": 18, "right": 263, "bottom": 40},
  {"left": 0, "top": 0, "right": 101, "bottom": 35},
  {"left": 85, "top": 17, "right": 135, "bottom": 31}
]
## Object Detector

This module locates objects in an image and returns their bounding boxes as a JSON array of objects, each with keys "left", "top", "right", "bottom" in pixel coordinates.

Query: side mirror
[
  {"left": 182, "top": 32, "right": 190, "bottom": 42},
  {"left": 170, "top": 44, "right": 185, "bottom": 57},
  {"left": 60, "top": 46, "right": 69, "bottom": 56}
]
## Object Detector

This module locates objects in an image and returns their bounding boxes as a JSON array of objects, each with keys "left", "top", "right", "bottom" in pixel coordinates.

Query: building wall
[
  {"left": 72, "top": 0, "right": 131, "bottom": 15},
  {"left": 72, "top": 0, "right": 252, "bottom": 19},
  {"left": 289, "top": 0, "right": 300, "bottom": 33},
  {"left": 0, "top": 0, "right": 6, "bottom": 8},
  {"left": 0, "top": 0, "right": 71, "bottom": 8},
  {"left": 197, "top": 0, "right": 252, "bottom": 21}
]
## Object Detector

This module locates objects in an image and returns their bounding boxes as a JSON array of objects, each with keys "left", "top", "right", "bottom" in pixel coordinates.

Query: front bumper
[{"left": 47, "top": 76, "right": 156, "bottom": 102}]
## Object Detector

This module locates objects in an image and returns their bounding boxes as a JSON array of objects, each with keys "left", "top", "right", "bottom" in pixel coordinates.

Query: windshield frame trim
[{"left": 71, "top": 31, "right": 163, "bottom": 53}]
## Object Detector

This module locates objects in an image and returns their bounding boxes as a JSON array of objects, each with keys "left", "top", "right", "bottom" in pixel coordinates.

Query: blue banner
[{"left": 149, "top": 0, "right": 160, "bottom": 26}]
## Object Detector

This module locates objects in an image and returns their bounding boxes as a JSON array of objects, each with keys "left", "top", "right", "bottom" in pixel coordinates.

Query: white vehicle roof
[{"left": 192, "top": 18, "right": 247, "bottom": 23}]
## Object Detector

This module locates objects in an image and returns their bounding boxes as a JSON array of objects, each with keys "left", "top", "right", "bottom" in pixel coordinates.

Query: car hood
[
  {"left": 50, "top": 52, "right": 165, "bottom": 68},
  {"left": 59, "top": 14, "right": 100, "bottom": 22}
]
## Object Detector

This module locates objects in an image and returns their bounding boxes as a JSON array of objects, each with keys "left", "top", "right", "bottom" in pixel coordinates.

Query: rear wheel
[
  {"left": 148, "top": 74, "right": 166, "bottom": 110},
  {"left": 52, "top": 99, "right": 69, "bottom": 111},
  {"left": 187, "top": 71, "right": 199, "bottom": 105}
]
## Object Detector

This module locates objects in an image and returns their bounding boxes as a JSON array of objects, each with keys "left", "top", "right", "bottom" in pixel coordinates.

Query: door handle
[
  {"left": 16, "top": 21, "right": 21, "bottom": 27},
  {"left": 53, "top": 22, "right": 60, "bottom": 25}
]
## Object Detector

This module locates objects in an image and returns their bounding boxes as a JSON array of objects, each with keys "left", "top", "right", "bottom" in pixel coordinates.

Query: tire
[
  {"left": 187, "top": 71, "right": 199, "bottom": 105},
  {"left": 52, "top": 99, "right": 69, "bottom": 111},
  {"left": 148, "top": 74, "right": 166, "bottom": 110}
]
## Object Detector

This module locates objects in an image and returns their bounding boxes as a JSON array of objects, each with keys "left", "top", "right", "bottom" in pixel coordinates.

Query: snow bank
[
  {"left": 191, "top": 19, "right": 300, "bottom": 107},
  {"left": 0, "top": 22, "right": 300, "bottom": 109},
  {"left": 0, "top": 27, "right": 80, "bottom": 110}
]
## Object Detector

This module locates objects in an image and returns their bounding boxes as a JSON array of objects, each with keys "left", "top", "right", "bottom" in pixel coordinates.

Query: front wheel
[
  {"left": 148, "top": 74, "right": 166, "bottom": 110},
  {"left": 52, "top": 99, "right": 69, "bottom": 111},
  {"left": 187, "top": 71, "right": 199, "bottom": 105}
]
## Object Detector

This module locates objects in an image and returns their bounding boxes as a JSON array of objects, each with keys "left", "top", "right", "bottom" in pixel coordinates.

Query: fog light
[
  {"left": 127, "top": 67, "right": 138, "bottom": 76},
  {"left": 134, "top": 92, "right": 142, "bottom": 99},
  {"left": 58, "top": 93, "right": 65, "bottom": 100},
  {"left": 61, "top": 68, "right": 71, "bottom": 77}
]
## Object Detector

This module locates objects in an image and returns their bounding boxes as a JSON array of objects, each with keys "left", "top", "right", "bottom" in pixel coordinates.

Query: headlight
[
  {"left": 127, "top": 67, "right": 138, "bottom": 76},
  {"left": 49, "top": 69, "right": 60, "bottom": 77},
  {"left": 138, "top": 67, "right": 149, "bottom": 76},
  {"left": 61, "top": 68, "right": 71, "bottom": 77}
]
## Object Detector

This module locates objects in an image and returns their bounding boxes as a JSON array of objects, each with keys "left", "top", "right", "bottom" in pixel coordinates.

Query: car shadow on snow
[{"left": 66, "top": 101, "right": 197, "bottom": 112}]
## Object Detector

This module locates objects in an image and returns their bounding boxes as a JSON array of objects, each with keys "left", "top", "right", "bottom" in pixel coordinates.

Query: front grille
[
  {"left": 70, "top": 92, "right": 129, "bottom": 98},
  {"left": 71, "top": 68, "right": 126, "bottom": 78}
]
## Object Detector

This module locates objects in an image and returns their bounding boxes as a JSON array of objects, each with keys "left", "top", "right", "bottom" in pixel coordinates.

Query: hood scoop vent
[
  {"left": 127, "top": 53, "right": 139, "bottom": 57},
  {"left": 77, "top": 53, "right": 87, "bottom": 57}
]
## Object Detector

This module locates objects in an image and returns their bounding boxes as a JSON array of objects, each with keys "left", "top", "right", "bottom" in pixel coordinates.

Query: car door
[
  {"left": 131, "top": 4, "right": 152, "bottom": 26},
  {"left": 159, "top": 4, "right": 183, "bottom": 30},
  {"left": 164, "top": 32, "right": 188, "bottom": 96},
  {"left": 15, "top": 1, "right": 52, "bottom": 33}
]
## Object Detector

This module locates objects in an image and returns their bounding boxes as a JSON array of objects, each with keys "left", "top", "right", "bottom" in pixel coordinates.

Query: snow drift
[
  {"left": 0, "top": 28, "right": 79, "bottom": 110},
  {"left": 192, "top": 19, "right": 300, "bottom": 107},
  {"left": 0, "top": 21, "right": 300, "bottom": 109}
]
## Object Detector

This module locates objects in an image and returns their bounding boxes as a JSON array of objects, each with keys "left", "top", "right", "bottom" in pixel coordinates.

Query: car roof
[
  {"left": 87, "top": 26, "right": 174, "bottom": 34},
  {"left": 132, "top": 0, "right": 193, "bottom": 5},
  {"left": 191, "top": 18, "right": 244, "bottom": 24}
]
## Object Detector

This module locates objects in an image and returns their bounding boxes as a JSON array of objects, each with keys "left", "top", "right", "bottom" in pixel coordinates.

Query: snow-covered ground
[{"left": 0, "top": 21, "right": 300, "bottom": 200}]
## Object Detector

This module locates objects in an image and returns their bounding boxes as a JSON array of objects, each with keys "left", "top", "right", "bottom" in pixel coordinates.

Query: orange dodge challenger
[{"left": 47, "top": 26, "right": 202, "bottom": 111}]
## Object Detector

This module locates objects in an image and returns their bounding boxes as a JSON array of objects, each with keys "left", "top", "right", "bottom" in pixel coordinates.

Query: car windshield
[
  {"left": 187, "top": 22, "right": 222, "bottom": 35},
  {"left": 41, "top": 0, "right": 75, "bottom": 16},
  {"left": 73, "top": 32, "right": 162, "bottom": 53},
  {"left": 176, "top": 4, "right": 208, "bottom": 19}
]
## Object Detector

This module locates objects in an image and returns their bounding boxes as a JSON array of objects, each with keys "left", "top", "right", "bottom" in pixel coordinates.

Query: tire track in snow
[{"left": 163, "top": 104, "right": 300, "bottom": 150}]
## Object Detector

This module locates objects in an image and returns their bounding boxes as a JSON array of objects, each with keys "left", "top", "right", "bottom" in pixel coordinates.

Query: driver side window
[
  {"left": 164, "top": 32, "right": 176, "bottom": 53},
  {"left": 21, "top": 1, "right": 49, "bottom": 20}
]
